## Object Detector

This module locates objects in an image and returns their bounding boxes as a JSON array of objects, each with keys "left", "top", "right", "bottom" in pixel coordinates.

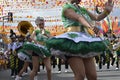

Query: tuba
[{"left": 17, "top": 21, "right": 34, "bottom": 37}]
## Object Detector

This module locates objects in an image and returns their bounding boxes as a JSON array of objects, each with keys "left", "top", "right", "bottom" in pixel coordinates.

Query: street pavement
[{"left": 0, "top": 65, "right": 120, "bottom": 80}]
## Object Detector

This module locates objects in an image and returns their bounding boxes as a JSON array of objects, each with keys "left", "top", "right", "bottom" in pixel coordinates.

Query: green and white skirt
[
  {"left": 46, "top": 32, "right": 109, "bottom": 59},
  {"left": 22, "top": 42, "right": 51, "bottom": 58},
  {"left": 17, "top": 49, "right": 43, "bottom": 62},
  {"left": 17, "top": 49, "right": 32, "bottom": 62}
]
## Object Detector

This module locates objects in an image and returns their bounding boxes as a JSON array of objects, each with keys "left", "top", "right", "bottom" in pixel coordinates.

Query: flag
[
  {"left": 101, "top": 20, "right": 109, "bottom": 33},
  {"left": 112, "top": 17, "right": 119, "bottom": 32}
]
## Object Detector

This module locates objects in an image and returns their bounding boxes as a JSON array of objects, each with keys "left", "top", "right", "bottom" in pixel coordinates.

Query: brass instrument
[
  {"left": 112, "top": 42, "right": 120, "bottom": 50},
  {"left": 17, "top": 21, "right": 34, "bottom": 36},
  {"left": 111, "top": 37, "right": 120, "bottom": 51},
  {"left": 105, "top": 31, "right": 120, "bottom": 51}
]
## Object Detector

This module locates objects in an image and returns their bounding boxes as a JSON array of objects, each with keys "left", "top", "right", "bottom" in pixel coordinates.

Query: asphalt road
[{"left": 0, "top": 65, "right": 120, "bottom": 80}]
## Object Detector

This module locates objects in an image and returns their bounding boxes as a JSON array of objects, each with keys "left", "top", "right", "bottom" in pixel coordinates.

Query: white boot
[{"left": 15, "top": 75, "right": 22, "bottom": 80}]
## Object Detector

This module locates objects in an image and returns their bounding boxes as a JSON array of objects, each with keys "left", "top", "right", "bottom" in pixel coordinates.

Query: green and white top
[
  {"left": 35, "top": 29, "right": 50, "bottom": 44},
  {"left": 61, "top": 3, "right": 92, "bottom": 28}
]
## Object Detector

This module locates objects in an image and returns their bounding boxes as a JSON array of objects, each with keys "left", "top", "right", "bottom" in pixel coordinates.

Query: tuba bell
[{"left": 17, "top": 21, "right": 34, "bottom": 36}]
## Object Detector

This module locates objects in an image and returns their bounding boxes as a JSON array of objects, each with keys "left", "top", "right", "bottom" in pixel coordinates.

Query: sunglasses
[{"left": 37, "top": 23, "right": 44, "bottom": 26}]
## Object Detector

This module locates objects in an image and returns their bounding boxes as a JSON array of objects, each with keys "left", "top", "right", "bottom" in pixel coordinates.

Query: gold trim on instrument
[{"left": 17, "top": 21, "right": 34, "bottom": 36}]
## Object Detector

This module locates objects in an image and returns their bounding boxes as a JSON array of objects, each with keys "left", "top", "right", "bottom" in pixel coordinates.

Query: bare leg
[
  {"left": 68, "top": 57, "right": 85, "bottom": 80},
  {"left": 43, "top": 57, "right": 52, "bottom": 80},
  {"left": 83, "top": 57, "right": 97, "bottom": 80},
  {"left": 29, "top": 56, "right": 39, "bottom": 80},
  {"left": 18, "top": 62, "right": 29, "bottom": 76}
]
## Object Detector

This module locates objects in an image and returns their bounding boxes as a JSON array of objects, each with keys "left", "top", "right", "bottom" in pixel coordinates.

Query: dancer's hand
[
  {"left": 87, "top": 26, "right": 100, "bottom": 36},
  {"left": 93, "top": 27, "right": 100, "bottom": 36},
  {"left": 104, "top": 0, "right": 114, "bottom": 13}
]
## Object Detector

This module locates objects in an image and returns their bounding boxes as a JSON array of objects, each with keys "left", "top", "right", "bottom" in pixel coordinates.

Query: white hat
[{"left": 35, "top": 17, "right": 44, "bottom": 25}]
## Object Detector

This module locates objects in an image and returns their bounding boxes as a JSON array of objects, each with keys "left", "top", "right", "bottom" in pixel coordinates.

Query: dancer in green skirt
[
  {"left": 46, "top": 0, "right": 114, "bottom": 80},
  {"left": 21, "top": 17, "right": 52, "bottom": 80}
]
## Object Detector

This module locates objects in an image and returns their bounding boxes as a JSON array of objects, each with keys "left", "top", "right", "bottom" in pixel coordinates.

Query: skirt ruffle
[
  {"left": 22, "top": 42, "right": 51, "bottom": 57},
  {"left": 17, "top": 49, "right": 43, "bottom": 62},
  {"left": 46, "top": 38, "right": 109, "bottom": 54},
  {"left": 46, "top": 32, "right": 110, "bottom": 58},
  {"left": 17, "top": 49, "right": 32, "bottom": 62}
]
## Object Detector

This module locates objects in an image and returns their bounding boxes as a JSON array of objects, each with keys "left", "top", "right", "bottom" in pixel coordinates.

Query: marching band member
[{"left": 6, "top": 29, "right": 18, "bottom": 78}]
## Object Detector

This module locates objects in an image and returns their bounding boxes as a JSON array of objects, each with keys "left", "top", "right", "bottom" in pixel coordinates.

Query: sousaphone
[{"left": 17, "top": 21, "right": 34, "bottom": 36}]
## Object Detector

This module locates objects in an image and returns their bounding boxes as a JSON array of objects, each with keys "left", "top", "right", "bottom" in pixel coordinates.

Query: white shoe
[
  {"left": 116, "top": 67, "right": 119, "bottom": 70},
  {"left": 110, "top": 65, "right": 113, "bottom": 67},
  {"left": 99, "top": 69, "right": 102, "bottom": 72},
  {"left": 34, "top": 76, "right": 38, "bottom": 80},
  {"left": 15, "top": 75, "right": 22, "bottom": 80},
  {"left": 22, "top": 72, "right": 28, "bottom": 76},
  {"left": 24, "top": 72, "right": 28, "bottom": 75},
  {"left": 57, "top": 71, "right": 61, "bottom": 73},
  {"left": 11, "top": 75, "right": 15, "bottom": 78},
  {"left": 65, "top": 69, "right": 69, "bottom": 73},
  {"left": 37, "top": 71, "right": 40, "bottom": 74},
  {"left": 96, "top": 64, "right": 98, "bottom": 66}
]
